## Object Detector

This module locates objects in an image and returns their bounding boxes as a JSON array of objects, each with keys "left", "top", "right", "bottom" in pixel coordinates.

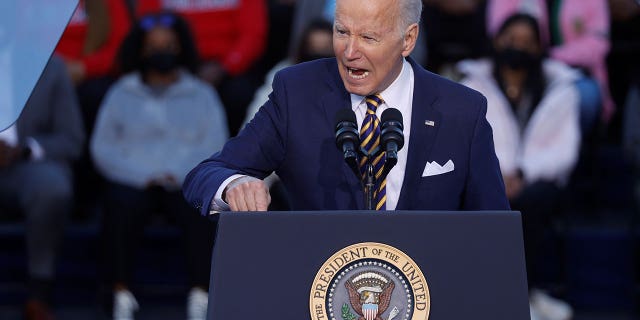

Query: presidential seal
[{"left": 310, "top": 242, "right": 430, "bottom": 320}]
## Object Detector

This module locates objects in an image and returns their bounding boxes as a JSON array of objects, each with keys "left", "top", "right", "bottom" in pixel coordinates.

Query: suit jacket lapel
[
  {"left": 320, "top": 59, "right": 365, "bottom": 209},
  {"left": 396, "top": 58, "right": 442, "bottom": 210}
]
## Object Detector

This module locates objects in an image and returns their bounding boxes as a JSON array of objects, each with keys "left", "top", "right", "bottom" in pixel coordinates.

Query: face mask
[
  {"left": 142, "top": 51, "right": 179, "bottom": 74},
  {"left": 495, "top": 47, "right": 539, "bottom": 70}
]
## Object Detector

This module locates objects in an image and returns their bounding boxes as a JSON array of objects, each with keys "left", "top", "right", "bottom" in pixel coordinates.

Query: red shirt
[
  {"left": 55, "top": 0, "right": 131, "bottom": 78},
  {"left": 137, "top": 0, "right": 267, "bottom": 76}
]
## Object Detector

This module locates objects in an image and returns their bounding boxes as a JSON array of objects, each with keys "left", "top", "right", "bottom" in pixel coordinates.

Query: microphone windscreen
[
  {"left": 381, "top": 108, "right": 403, "bottom": 125},
  {"left": 335, "top": 108, "right": 357, "bottom": 125}
]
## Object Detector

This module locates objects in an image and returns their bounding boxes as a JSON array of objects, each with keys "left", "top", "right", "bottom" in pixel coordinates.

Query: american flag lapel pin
[{"left": 425, "top": 120, "right": 435, "bottom": 127}]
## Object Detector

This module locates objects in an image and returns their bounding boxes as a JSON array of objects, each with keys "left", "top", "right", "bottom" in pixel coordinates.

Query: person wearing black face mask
[
  {"left": 458, "top": 13, "right": 580, "bottom": 320},
  {"left": 492, "top": 42, "right": 546, "bottom": 129},
  {"left": 495, "top": 46, "right": 541, "bottom": 71},
  {"left": 141, "top": 50, "right": 180, "bottom": 75},
  {"left": 90, "top": 12, "right": 229, "bottom": 320}
]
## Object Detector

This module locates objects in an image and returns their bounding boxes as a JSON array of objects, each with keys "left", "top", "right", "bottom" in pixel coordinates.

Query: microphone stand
[
  {"left": 362, "top": 152, "right": 398, "bottom": 211},
  {"left": 364, "top": 163, "right": 375, "bottom": 210}
]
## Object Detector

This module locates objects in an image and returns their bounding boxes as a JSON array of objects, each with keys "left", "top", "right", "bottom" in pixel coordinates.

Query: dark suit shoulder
[{"left": 417, "top": 67, "right": 487, "bottom": 117}]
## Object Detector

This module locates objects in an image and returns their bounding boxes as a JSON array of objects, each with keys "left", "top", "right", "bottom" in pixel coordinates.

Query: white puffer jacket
[{"left": 458, "top": 58, "right": 581, "bottom": 186}]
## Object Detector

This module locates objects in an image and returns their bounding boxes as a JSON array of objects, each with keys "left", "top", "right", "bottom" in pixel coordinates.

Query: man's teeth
[{"left": 348, "top": 68, "right": 369, "bottom": 80}]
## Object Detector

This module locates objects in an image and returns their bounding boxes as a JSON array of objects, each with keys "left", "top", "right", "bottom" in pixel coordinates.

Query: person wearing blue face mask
[
  {"left": 90, "top": 12, "right": 229, "bottom": 320},
  {"left": 458, "top": 13, "right": 579, "bottom": 320}
]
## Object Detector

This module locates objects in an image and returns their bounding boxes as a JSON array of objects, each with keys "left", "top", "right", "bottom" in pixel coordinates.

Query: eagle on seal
[{"left": 345, "top": 271, "right": 395, "bottom": 320}]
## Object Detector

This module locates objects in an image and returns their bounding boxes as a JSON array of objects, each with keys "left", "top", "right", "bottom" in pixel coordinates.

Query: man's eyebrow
[{"left": 359, "top": 29, "right": 381, "bottom": 38}]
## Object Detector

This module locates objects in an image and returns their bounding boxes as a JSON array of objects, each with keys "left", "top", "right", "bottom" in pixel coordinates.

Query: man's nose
[{"left": 344, "top": 37, "right": 361, "bottom": 60}]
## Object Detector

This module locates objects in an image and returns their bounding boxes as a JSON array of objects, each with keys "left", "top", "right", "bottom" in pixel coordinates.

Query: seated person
[
  {"left": 0, "top": 55, "right": 85, "bottom": 320},
  {"left": 458, "top": 13, "right": 580, "bottom": 320},
  {"left": 90, "top": 12, "right": 228, "bottom": 320},
  {"left": 487, "top": 0, "right": 612, "bottom": 131}
]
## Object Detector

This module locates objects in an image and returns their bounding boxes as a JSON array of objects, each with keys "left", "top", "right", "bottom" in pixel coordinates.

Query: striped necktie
[{"left": 359, "top": 94, "right": 386, "bottom": 210}]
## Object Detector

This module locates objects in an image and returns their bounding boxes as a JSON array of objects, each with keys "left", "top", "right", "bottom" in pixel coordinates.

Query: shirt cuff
[
  {"left": 210, "top": 174, "right": 246, "bottom": 213},
  {"left": 25, "top": 137, "right": 45, "bottom": 161}
]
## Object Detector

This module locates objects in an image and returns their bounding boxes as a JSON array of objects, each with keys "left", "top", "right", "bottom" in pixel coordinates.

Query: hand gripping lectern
[{"left": 206, "top": 211, "right": 530, "bottom": 320}]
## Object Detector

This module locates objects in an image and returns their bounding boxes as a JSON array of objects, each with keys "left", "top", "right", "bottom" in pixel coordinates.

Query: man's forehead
[
  {"left": 334, "top": 4, "right": 397, "bottom": 32},
  {"left": 334, "top": 19, "right": 386, "bottom": 36}
]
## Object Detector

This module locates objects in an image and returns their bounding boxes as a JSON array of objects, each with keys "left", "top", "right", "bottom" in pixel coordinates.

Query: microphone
[
  {"left": 334, "top": 108, "right": 361, "bottom": 178},
  {"left": 380, "top": 108, "right": 404, "bottom": 173}
]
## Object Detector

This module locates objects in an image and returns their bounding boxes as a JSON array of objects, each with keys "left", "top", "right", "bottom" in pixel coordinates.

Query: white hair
[
  {"left": 399, "top": 0, "right": 423, "bottom": 30},
  {"left": 334, "top": 0, "right": 422, "bottom": 35}
]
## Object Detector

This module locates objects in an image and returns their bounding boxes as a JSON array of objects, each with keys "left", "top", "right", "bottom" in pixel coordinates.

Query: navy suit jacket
[{"left": 183, "top": 57, "right": 509, "bottom": 215}]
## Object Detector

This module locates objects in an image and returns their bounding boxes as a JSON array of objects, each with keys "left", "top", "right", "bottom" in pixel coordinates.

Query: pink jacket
[{"left": 487, "top": 0, "right": 614, "bottom": 121}]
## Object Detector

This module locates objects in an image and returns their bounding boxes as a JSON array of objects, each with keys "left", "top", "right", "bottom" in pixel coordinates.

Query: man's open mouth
[{"left": 347, "top": 67, "right": 369, "bottom": 80}]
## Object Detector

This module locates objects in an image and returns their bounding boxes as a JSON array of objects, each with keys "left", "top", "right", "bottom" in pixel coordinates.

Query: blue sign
[{"left": 0, "top": 0, "right": 78, "bottom": 131}]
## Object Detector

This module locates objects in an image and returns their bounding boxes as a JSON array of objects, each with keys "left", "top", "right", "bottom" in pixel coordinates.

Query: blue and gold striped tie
[{"left": 359, "top": 94, "right": 386, "bottom": 210}]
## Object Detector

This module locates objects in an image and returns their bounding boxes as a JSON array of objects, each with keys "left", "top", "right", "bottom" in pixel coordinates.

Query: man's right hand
[{"left": 224, "top": 176, "right": 271, "bottom": 211}]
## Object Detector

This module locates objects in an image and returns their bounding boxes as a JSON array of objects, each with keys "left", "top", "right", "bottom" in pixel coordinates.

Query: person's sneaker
[
  {"left": 530, "top": 289, "right": 573, "bottom": 320},
  {"left": 187, "top": 287, "right": 208, "bottom": 320},
  {"left": 113, "top": 289, "right": 139, "bottom": 320}
]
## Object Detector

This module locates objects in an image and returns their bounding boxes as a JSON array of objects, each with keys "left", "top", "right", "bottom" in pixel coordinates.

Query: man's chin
[{"left": 342, "top": 83, "right": 374, "bottom": 97}]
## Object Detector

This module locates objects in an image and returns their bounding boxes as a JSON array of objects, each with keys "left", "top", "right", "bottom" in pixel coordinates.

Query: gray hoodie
[{"left": 91, "top": 70, "right": 228, "bottom": 189}]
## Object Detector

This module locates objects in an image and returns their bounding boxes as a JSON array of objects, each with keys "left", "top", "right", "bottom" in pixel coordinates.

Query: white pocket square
[{"left": 422, "top": 160, "right": 455, "bottom": 177}]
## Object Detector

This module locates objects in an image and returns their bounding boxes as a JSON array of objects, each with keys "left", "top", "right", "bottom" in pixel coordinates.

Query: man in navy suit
[{"left": 183, "top": 0, "right": 509, "bottom": 214}]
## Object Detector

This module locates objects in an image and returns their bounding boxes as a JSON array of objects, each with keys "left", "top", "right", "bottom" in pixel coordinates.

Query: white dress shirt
[{"left": 212, "top": 59, "right": 415, "bottom": 212}]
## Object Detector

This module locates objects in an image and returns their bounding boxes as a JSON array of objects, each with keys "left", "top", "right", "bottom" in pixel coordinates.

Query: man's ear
[{"left": 401, "top": 23, "right": 419, "bottom": 58}]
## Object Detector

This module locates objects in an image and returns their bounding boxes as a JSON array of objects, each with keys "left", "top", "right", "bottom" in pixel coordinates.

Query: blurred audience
[
  {"left": 422, "top": 0, "right": 489, "bottom": 76},
  {"left": 55, "top": 0, "right": 132, "bottom": 217},
  {"left": 55, "top": 0, "right": 132, "bottom": 132},
  {"left": 624, "top": 74, "right": 640, "bottom": 227},
  {"left": 0, "top": 55, "right": 85, "bottom": 320},
  {"left": 488, "top": 0, "right": 613, "bottom": 132},
  {"left": 137, "top": 0, "right": 268, "bottom": 135},
  {"left": 289, "top": 0, "right": 335, "bottom": 57},
  {"left": 90, "top": 12, "right": 228, "bottom": 320},
  {"left": 458, "top": 14, "right": 580, "bottom": 320},
  {"left": 621, "top": 0, "right": 640, "bottom": 200},
  {"left": 624, "top": 73, "right": 640, "bottom": 168},
  {"left": 248, "top": 0, "right": 297, "bottom": 88},
  {"left": 244, "top": 19, "right": 335, "bottom": 126},
  {"left": 608, "top": 0, "right": 640, "bottom": 130}
]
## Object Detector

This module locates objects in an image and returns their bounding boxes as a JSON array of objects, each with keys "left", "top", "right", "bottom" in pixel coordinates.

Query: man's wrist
[{"left": 211, "top": 174, "right": 248, "bottom": 212}]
